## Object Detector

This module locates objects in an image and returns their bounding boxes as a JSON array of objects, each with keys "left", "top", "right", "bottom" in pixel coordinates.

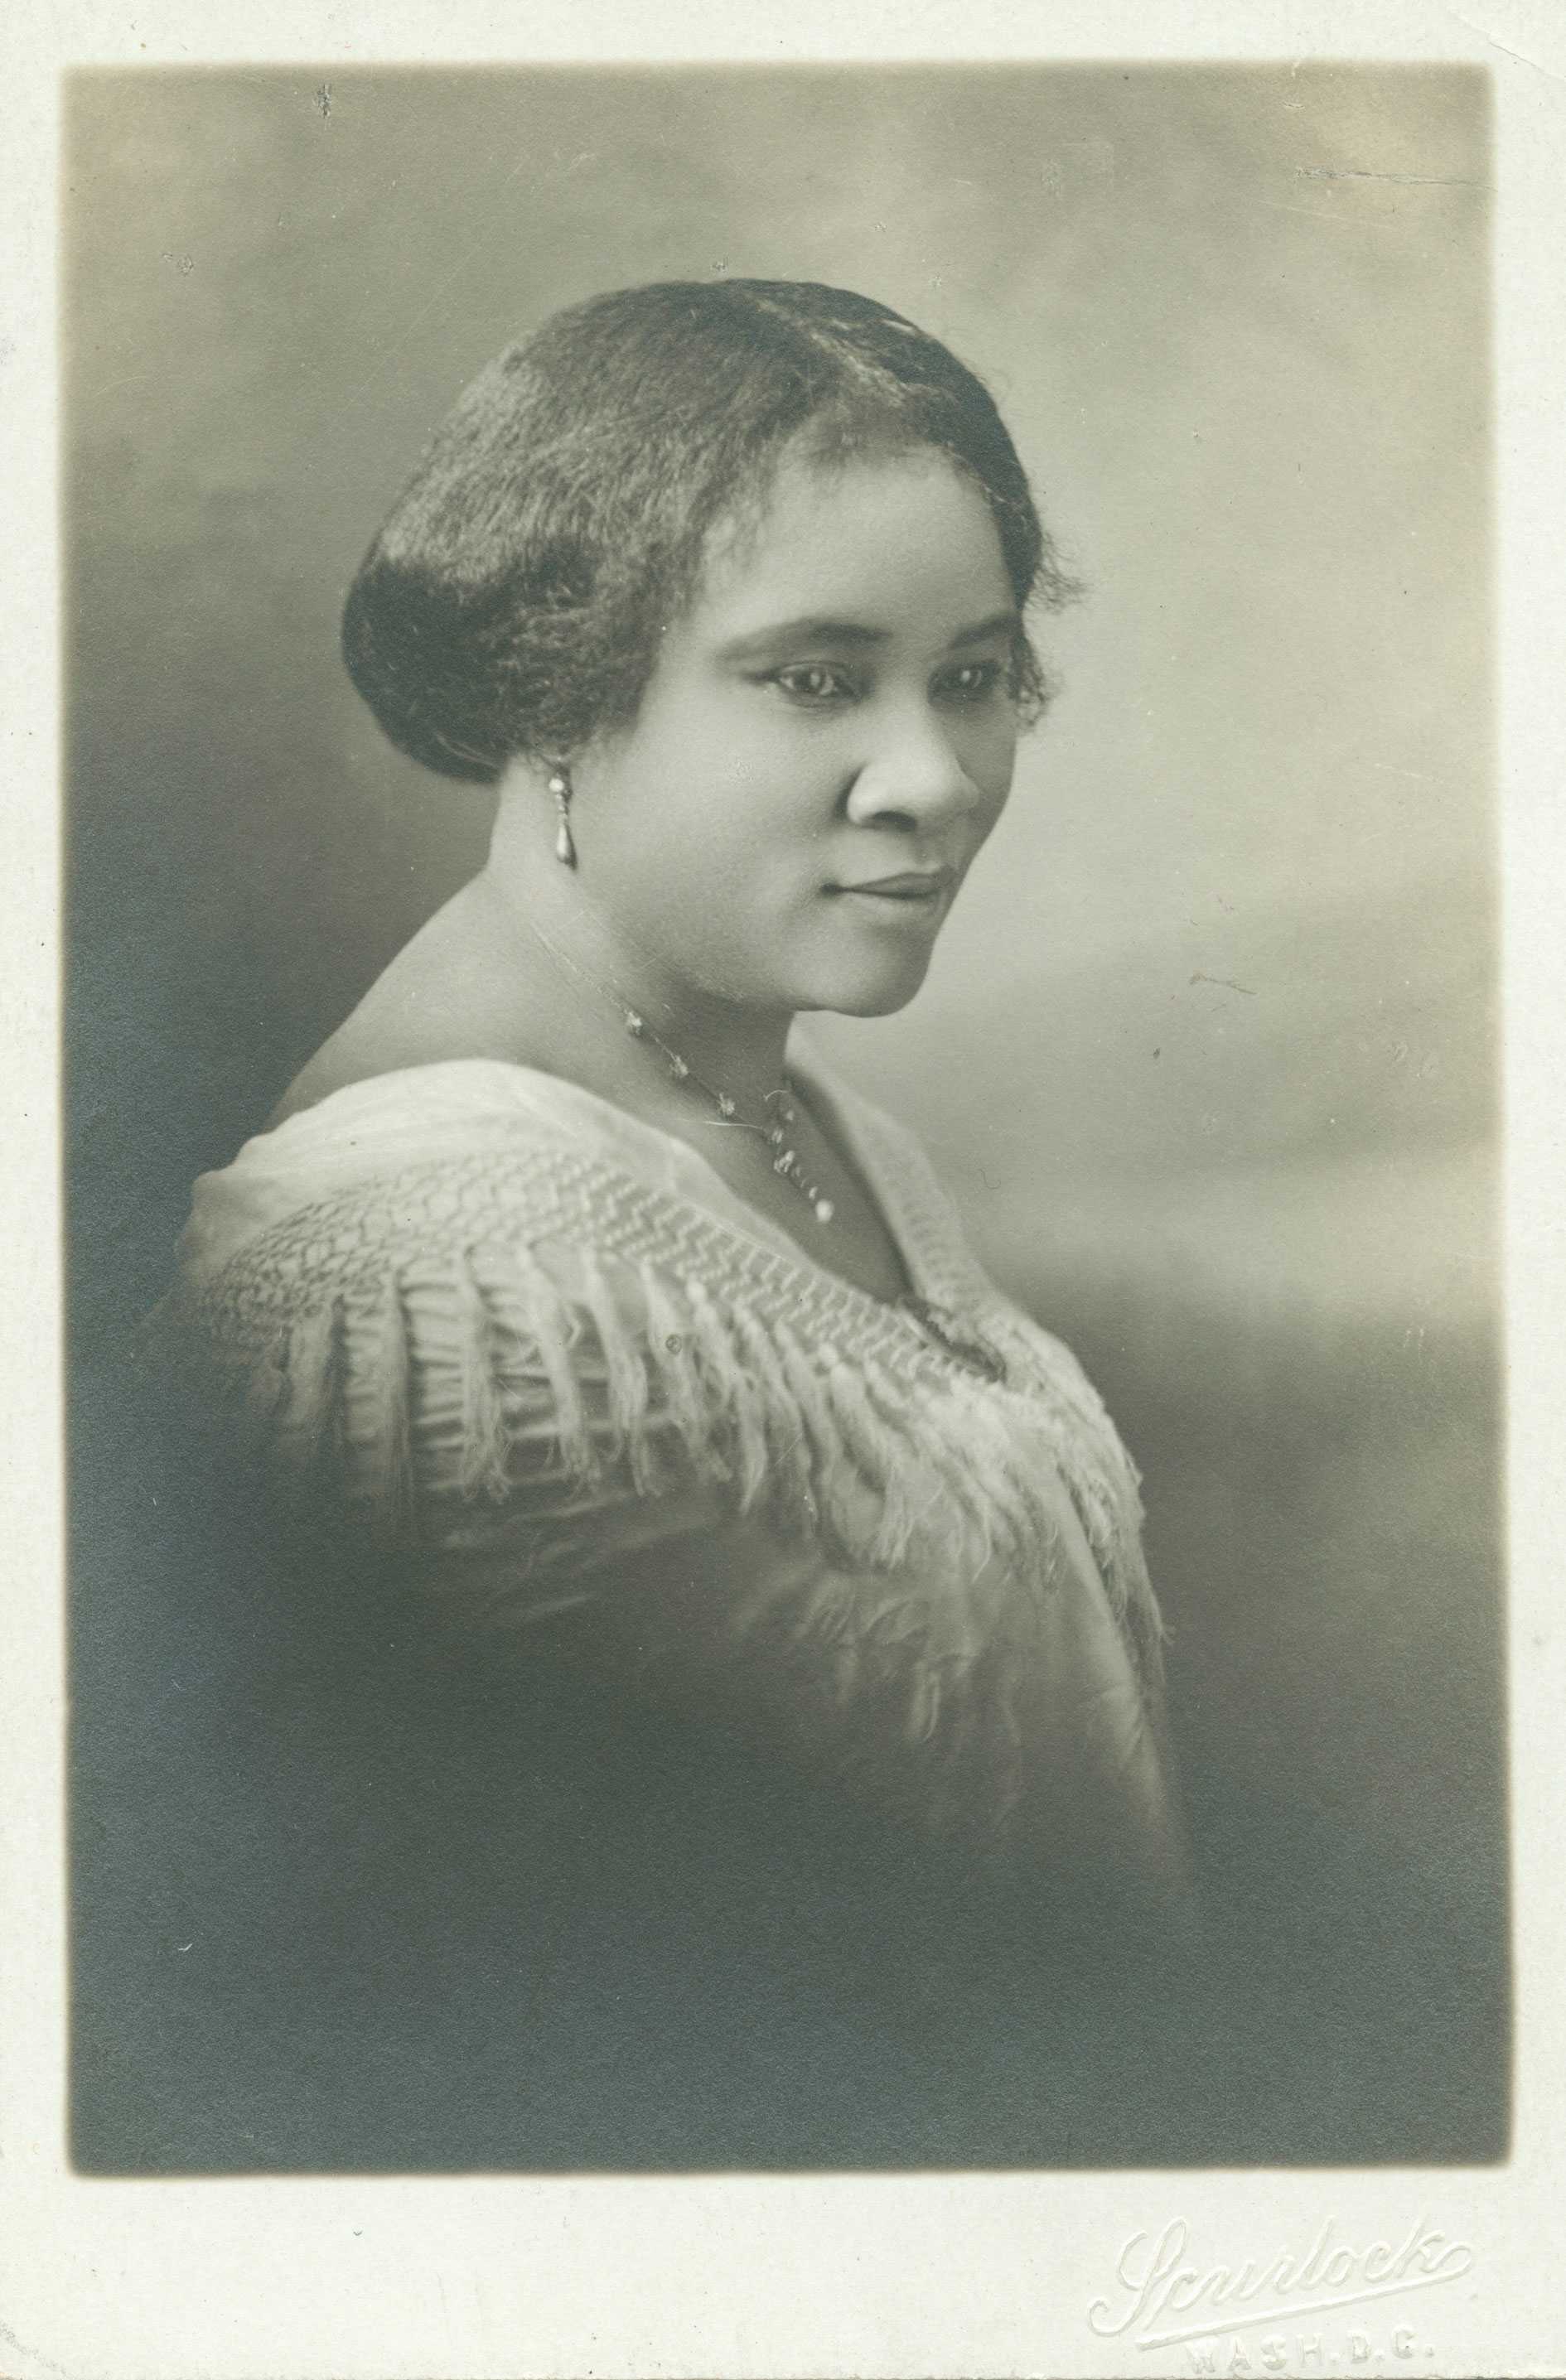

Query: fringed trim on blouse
[{"left": 150, "top": 1135, "right": 1167, "bottom": 1700}]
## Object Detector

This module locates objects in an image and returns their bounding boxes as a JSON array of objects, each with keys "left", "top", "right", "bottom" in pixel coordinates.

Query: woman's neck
[
  {"left": 268, "top": 802, "right": 800, "bottom": 1137},
  {"left": 468, "top": 823, "right": 797, "bottom": 1119}
]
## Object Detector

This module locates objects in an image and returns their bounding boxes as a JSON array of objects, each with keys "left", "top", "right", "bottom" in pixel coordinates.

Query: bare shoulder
[
  {"left": 263, "top": 1026, "right": 395, "bottom": 1132},
  {"left": 263, "top": 886, "right": 550, "bottom": 1132}
]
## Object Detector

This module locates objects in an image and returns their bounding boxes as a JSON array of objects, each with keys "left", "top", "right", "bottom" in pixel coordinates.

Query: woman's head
[{"left": 341, "top": 279, "right": 1075, "bottom": 783}]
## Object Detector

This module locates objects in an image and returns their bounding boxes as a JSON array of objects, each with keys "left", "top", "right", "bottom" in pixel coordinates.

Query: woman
[{"left": 153, "top": 282, "right": 1189, "bottom": 2160}]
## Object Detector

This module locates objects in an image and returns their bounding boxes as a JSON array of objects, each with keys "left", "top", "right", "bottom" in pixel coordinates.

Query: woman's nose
[{"left": 843, "top": 705, "right": 983, "bottom": 830}]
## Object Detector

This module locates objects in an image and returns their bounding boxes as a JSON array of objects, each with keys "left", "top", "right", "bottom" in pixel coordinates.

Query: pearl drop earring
[{"left": 549, "top": 767, "right": 577, "bottom": 868}]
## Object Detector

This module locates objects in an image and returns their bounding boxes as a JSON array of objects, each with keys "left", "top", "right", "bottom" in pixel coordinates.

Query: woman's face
[{"left": 569, "top": 442, "right": 1022, "bottom": 1018}]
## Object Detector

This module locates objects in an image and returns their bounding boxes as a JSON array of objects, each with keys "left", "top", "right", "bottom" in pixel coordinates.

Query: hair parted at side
[{"left": 341, "top": 279, "right": 1078, "bottom": 784}]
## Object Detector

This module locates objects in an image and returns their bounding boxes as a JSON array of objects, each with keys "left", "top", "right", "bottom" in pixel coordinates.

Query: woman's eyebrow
[
  {"left": 716, "top": 616, "right": 890, "bottom": 659},
  {"left": 717, "top": 608, "right": 1019, "bottom": 660},
  {"left": 949, "top": 608, "right": 1022, "bottom": 649}
]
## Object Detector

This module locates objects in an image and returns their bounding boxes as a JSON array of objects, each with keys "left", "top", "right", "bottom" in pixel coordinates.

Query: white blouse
[{"left": 157, "top": 1050, "right": 1190, "bottom": 1903}]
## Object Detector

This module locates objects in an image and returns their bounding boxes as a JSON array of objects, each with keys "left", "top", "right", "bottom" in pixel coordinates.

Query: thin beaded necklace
[
  {"left": 528, "top": 922, "right": 837, "bottom": 1227},
  {"left": 526, "top": 920, "right": 1012, "bottom": 1381}
]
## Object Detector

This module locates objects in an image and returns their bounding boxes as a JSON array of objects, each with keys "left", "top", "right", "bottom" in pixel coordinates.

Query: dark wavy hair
[{"left": 341, "top": 279, "right": 1077, "bottom": 784}]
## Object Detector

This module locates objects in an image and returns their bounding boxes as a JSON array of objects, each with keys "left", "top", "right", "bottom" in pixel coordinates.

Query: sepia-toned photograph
[{"left": 65, "top": 59, "right": 1504, "bottom": 2180}]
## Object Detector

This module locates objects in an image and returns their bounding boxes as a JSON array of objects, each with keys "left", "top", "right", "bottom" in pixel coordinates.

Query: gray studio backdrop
[{"left": 69, "top": 63, "right": 1502, "bottom": 2159}]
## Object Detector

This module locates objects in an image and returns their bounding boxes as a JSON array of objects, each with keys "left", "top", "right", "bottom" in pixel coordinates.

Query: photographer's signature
[{"left": 1089, "top": 2216, "right": 1474, "bottom": 2352}]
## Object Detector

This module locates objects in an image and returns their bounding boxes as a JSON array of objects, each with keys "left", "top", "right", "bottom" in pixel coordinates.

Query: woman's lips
[{"left": 829, "top": 871, "right": 951, "bottom": 904}]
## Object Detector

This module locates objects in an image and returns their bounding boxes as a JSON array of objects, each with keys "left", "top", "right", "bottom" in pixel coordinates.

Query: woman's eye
[
  {"left": 769, "top": 663, "right": 857, "bottom": 707},
  {"left": 938, "top": 659, "right": 1005, "bottom": 704}
]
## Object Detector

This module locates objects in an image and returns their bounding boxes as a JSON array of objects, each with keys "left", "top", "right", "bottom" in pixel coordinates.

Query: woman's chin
[{"left": 795, "top": 951, "right": 935, "bottom": 1019}]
